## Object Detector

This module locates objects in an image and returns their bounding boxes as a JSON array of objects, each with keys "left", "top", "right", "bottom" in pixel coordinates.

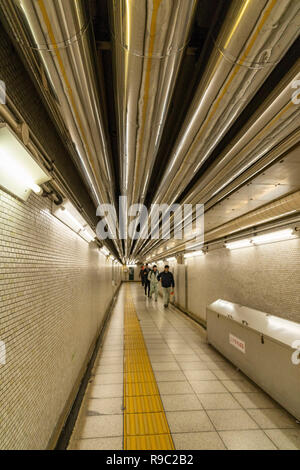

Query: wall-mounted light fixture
[
  {"left": 224, "top": 227, "right": 296, "bottom": 250},
  {"left": 0, "top": 125, "right": 50, "bottom": 201},
  {"left": 53, "top": 200, "right": 96, "bottom": 243},
  {"left": 252, "top": 228, "right": 294, "bottom": 245}
]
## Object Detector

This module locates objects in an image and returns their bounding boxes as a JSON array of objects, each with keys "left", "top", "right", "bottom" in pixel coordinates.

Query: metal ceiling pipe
[
  {"left": 110, "top": 0, "right": 197, "bottom": 256},
  {"left": 133, "top": 0, "right": 300, "bottom": 257},
  {"left": 1, "top": 0, "right": 122, "bottom": 256},
  {"left": 185, "top": 63, "right": 300, "bottom": 207},
  {"left": 138, "top": 63, "right": 300, "bottom": 256},
  {"left": 201, "top": 132, "right": 300, "bottom": 212}
]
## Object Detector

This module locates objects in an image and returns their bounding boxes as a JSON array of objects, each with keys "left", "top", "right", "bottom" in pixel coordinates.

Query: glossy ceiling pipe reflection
[
  {"left": 138, "top": 64, "right": 300, "bottom": 257},
  {"left": 144, "top": 190, "right": 300, "bottom": 260},
  {"left": 133, "top": 0, "right": 300, "bottom": 258},
  {"left": 110, "top": 0, "right": 197, "bottom": 256}
]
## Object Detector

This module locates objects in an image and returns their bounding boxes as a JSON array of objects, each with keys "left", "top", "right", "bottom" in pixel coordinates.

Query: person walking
[
  {"left": 158, "top": 265, "right": 175, "bottom": 307},
  {"left": 148, "top": 265, "right": 159, "bottom": 302},
  {"left": 139, "top": 265, "right": 145, "bottom": 287},
  {"left": 142, "top": 263, "right": 150, "bottom": 297}
]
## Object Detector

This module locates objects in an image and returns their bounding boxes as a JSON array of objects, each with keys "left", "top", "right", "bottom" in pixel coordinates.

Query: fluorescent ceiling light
[
  {"left": 53, "top": 200, "right": 96, "bottom": 243},
  {"left": 184, "top": 250, "right": 205, "bottom": 258},
  {"left": 0, "top": 125, "right": 50, "bottom": 201},
  {"left": 226, "top": 239, "right": 252, "bottom": 250},
  {"left": 166, "top": 257, "right": 176, "bottom": 262},
  {"left": 267, "top": 315, "right": 300, "bottom": 334},
  {"left": 252, "top": 228, "right": 294, "bottom": 245},
  {"left": 55, "top": 207, "right": 83, "bottom": 232}
]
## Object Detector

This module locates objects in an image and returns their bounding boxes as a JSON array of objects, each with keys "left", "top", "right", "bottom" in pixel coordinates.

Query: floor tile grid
[
  {"left": 160, "top": 306, "right": 288, "bottom": 447},
  {"left": 69, "top": 285, "right": 300, "bottom": 450},
  {"left": 154, "top": 300, "right": 300, "bottom": 448},
  {"left": 134, "top": 288, "right": 228, "bottom": 448},
  {"left": 162, "top": 310, "right": 300, "bottom": 446}
]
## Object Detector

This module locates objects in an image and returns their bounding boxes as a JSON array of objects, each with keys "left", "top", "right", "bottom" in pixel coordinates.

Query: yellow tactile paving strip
[{"left": 123, "top": 286, "right": 175, "bottom": 450}]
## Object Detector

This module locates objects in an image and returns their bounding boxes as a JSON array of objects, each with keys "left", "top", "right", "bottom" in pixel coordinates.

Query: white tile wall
[{"left": 175, "top": 238, "right": 300, "bottom": 323}]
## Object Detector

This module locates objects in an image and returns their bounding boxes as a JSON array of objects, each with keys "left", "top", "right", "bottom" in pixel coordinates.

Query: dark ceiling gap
[{"left": 92, "top": 0, "right": 120, "bottom": 203}]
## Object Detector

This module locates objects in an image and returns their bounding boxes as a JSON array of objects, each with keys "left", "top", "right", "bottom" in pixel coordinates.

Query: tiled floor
[{"left": 68, "top": 283, "right": 300, "bottom": 450}]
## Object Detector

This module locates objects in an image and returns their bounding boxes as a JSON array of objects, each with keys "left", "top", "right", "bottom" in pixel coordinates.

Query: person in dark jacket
[
  {"left": 139, "top": 265, "right": 145, "bottom": 286},
  {"left": 157, "top": 265, "right": 175, "bottom": 307},
  {"left": 142, "top": 263, "right": 150, "bottom": 297}
]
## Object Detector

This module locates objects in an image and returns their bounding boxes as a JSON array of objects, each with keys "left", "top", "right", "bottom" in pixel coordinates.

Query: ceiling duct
[
  {"left": 205, "top": 189, "right": 300, "bottom": 242},
  {"left": 146, "top": 190, "right": 300, "bottom": 259},
  {"left": 1, "top": 0, "right": 122, "bottom": 256},
  {"left": 185, "top": 63, "right": 300, "bottom": 207},
  {"left": 134, "top": 0, "right": 300, "bottom": 257}
]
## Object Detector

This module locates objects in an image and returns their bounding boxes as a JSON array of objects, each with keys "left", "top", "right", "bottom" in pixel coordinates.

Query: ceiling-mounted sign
[{"left": 229, "top": 334, "right": 246, "bottom": 354}]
